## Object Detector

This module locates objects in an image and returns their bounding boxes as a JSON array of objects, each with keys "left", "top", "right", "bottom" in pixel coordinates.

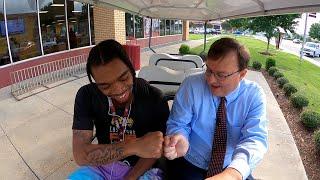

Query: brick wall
[
  {"left": 126, "top": 34, "right": 183, "bottom": 48},
  {"left": 93, "top": 6, "right": 126, "bottom": 44}
]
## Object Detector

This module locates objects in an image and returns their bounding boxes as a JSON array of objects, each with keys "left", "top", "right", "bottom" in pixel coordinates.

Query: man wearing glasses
[
  {"left": 68, "top": 39, "right": 169, "bottom": 179},
  {"left": 164, "top": 38, "right": 268, "bottom": 180}
]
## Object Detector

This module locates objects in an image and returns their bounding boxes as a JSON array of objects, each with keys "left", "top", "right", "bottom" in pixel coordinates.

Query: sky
[{"left": 295, "top": 13, "right": 320, "bottom": 36}]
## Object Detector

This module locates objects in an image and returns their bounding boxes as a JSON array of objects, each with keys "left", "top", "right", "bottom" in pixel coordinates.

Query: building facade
[{"left": 0, "top": 0, "right": 189, "bottom": 88}]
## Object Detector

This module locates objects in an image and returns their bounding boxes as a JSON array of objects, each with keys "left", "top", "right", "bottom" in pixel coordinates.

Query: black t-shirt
[{"left": 72, "top": 78, "right": 170, "bottom": 166}]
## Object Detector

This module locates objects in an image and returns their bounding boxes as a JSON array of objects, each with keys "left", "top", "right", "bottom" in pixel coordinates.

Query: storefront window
[
  {"left": 160, "top": 19, "right": 165, "bottom": 36},
  {"left": 6, "top": 0, "right": 41, "bottom": 62},
  {"left": 39, "top": 0, "right": 68, "bottom": 54},
  {"left": 179, "top": 20, "right": 183, "bottom": 34},
  {"left": 89, "top": 4, "right": 94, "bottom": 45},
  {"left": 170, "top": 20, "right": 174, "bottom": 35},
  {"left": 165, "top": 20, "right": 170, "bottom": 35},
  {"left": 0, "top": 0, "right": 10, "bottom": 66},
  {"left": 152, "top": 19, "right": 160, "bottom": 37},
  {"left": 125, "top": 13, "right": 134, "bottom": 39},
  {"left": 134, "top": 15, "right": 143, "bottom": 38},
  {"left": 67, "top": 1, "right": 90, "bottom": 49}
]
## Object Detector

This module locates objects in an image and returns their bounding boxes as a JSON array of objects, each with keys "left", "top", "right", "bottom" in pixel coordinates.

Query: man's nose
[{"left": 206, "top": 73, "right": 218, "bottom": 84}]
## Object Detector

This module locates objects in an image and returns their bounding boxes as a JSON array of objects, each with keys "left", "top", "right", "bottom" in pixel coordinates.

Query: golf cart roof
[{"left": 79, "top": 0, "right": 320, "bottom": 21}]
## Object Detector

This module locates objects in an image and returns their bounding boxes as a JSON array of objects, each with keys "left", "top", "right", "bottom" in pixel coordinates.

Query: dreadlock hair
[{"left": 86, "top": 39, "right": 136, "bottom": 83}]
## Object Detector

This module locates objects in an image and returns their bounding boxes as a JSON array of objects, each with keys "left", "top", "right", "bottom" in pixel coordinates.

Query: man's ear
[{"left": 239, "top": 69, "right": 247, "bottom": 80}]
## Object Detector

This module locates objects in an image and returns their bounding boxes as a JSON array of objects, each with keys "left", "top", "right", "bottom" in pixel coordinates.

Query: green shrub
[
  {"left": 314, "top": 130, "right": 320, "bottom": 151},
  {"left": 265, "top": 58, "right": 276, "bottom": 70},
  {"left": 291, "top": 94, "right": 309, "bottom": 109},
  {"left": 252, "top": 61, "right": 262, "bottom": 70},
  {"left": 301, "top": 111, "right": 320, "bottom": 129},
  {"left": 276, "top": 77, "right": 289, "bottom": 88},
  {"left": 268, "top": 67, "right": 278, "bottom": 76},
  {"left": 179, "top": 44, "right": 190, "bottom": 55},
  {"left": 273, "top": 71, "right": 284, "bottom": 79},
  {"left": 283, "top": 83, "right": 297, "bottom": 97}
]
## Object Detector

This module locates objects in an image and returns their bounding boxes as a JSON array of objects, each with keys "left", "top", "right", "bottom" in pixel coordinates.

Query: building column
[
  {"left": 182, "top": 20, "right": 189, "bottom": 41},
  {"left": 93, "top": 6, "right": 126, "bottom": 44}
]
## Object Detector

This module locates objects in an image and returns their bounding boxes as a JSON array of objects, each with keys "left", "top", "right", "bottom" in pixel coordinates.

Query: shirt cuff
[
  {"left": 166, "top": 129, "right": 189, "bottom": 141},
  {"left": 227, "top": 154, "right": 251, "bottom": 180}
]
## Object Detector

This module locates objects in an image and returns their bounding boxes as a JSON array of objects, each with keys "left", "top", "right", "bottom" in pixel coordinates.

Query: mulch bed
[{"left": 260, "top": 69, "right": 320, "bottom": 180}]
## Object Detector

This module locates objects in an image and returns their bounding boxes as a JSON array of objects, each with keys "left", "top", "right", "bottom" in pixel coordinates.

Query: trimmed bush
[
  {"left": 252, "top": 61, "right": 262, "bottom": 70},
  {"left": 268, "top": 67, "right": 278, "bottom": 76},
  {"left": 273, "top": 71, "right": 284, "bottom": 79},
  {"left": 314, "top": 130, "right": 320, "bottom": 151},
  {"left": 265, "top": 58, "right": 276, "bottom": 70},
  {"left": 291, "top": 94, "right": 309, "bottom": 109},
  {"left": 276, "top": 77, "right": 289, "bottom": 88},
  {"left": 301, "top": 111, "right": 320, "bottom": 129},
  {"left": 283, "top": 83, "right": 297, "bottom": 97},
  {"left": 179, "top": 44, "right": 190, "bottom": 55}
]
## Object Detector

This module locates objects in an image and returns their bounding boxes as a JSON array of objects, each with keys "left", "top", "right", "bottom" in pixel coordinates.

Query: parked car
[
  {"left": 292, "top": 39, "right": 301, "bottom": 44},
  {"left": 233, "top": 30, "right": 243, "bottom": 35},
  {"left": 302, "top": 42, "right": 320, "bottom": 57}
]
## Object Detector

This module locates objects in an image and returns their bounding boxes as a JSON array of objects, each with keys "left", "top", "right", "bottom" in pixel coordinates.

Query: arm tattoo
[
  {"left": 73, "top": 130, "right": 92, "bottom": 143},
  {"left": 85, "top": 144, "right": 125, "bottom": 166}
]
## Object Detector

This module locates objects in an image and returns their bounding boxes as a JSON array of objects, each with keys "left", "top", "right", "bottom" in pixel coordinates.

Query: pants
[
  {"left": 68, "top": 161, "right": 163, "bottom": 180},
  {"left": 167, "top": 157, "right": 255, "bottom": 180}
]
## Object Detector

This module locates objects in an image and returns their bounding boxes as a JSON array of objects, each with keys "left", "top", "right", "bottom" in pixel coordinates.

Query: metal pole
[
  {"left": 65, "top": 0, "right": 70, "bottom": 50},
  {"left": 3, "top": 0, "right": 13, "bottom": 64},
  {"left": 203, "top": 21, "right": 207, "bottom": 53},
  {"left": 300, "top": 13, "right": 308, "bottom": 61},
  {"left": 88, "top": 4, "right": 92, "bottom": 46},
  {"left": 148, "top": 18, "right": 156, "bottom": 53},
  {"left": 37, "top": 0, "right": 44, "bottom": 55}
]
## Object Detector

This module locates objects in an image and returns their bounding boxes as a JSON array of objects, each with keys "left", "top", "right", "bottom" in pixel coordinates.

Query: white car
[
  {"left": 293, "top": 39, "right": 301, "bottom": 44},
  {"left": 302, "top": 42, "right": 320, "bottom": 57}
]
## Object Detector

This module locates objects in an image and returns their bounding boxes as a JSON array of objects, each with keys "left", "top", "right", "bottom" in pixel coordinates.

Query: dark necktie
[{"left": 207, "top": 97, "right": 227, "bottom": 177}]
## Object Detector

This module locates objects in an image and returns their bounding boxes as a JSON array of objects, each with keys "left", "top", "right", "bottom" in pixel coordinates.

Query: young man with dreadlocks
[{"left": 68, "top": 39, "right": 169, "bottom": 180}]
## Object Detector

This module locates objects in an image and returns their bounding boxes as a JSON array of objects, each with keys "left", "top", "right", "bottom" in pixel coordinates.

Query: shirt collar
[{"left": 210, "top": 80, "right": 242, "bottom": 106}]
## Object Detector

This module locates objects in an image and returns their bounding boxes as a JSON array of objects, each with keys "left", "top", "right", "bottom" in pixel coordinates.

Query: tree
[
  {"left": 227, "top": 18, "right": 247, "bottom": 31},
  {"left": 274, "top": 14, "right": 300, "bottom": 49},
  {"left": 245, "top": 14, "right": 300, "bottom": 53},
  {"left": 246, "top": 16, "right": 277, "bottom": 53},
  {"left": 221, "top": 21, "right": 232, "bottom": 31},
  {"left": 309, "top": 23, "right": 320, "bottom": 40}
]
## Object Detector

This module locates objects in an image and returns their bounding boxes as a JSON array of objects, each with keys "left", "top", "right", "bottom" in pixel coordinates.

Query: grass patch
[
  {"left": 191, "top": 35, "right": 320, "bottom": 113},
  {"left": 189, "top": 34, "right": 214, "bottom": 40}
]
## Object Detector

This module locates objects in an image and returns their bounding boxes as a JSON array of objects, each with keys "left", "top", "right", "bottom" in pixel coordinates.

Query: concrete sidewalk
[{"left": 0, "top": 40, "right": 307, "bottom": 180}]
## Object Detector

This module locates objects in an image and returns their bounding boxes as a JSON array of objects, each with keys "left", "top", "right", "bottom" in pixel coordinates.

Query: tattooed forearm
[
  {"left": 73, "top": 130, "right": 92, "bottom": 143},
  {"left": 85, "top": 144, "right": 125, "bottom": 166}
]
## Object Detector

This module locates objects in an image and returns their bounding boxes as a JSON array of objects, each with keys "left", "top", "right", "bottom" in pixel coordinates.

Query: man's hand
[
  {"left": 130, "top": 131, "right": 164, "bottom": 158},
  {"left": 205, "top": 168, "right": 242, "bottom": 180},
  {"left": 163, "top": 134, "right": 189, "bottom": 160}
]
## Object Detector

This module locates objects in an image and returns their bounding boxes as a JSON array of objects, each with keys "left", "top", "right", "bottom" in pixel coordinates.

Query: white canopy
[{"left": 79, "top": 0, "right": 320, "bottom": 21}]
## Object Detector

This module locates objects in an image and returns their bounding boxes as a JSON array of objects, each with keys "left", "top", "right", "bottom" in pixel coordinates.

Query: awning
[{"left": 77, "top": 0, "right": 320, "bottom": 21}]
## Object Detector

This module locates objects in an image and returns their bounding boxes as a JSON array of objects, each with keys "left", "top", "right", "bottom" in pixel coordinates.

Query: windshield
[{"left": 306, "top": 43, "right": 317, "bottom": 48}]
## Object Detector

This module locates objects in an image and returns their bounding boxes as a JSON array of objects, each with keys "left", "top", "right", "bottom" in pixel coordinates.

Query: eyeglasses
[{"left": 203, "top": 65, "right": 241, "bottom": 81}]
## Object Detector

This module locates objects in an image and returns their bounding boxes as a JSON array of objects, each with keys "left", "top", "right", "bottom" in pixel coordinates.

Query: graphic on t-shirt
[{"left": 110, "top": 117, "right": 136, "bottom": 143}]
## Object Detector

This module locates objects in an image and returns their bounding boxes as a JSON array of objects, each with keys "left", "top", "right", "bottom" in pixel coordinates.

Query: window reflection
[
  {"left": 67, "top": 1, "right": 90, "bottom": 49},
  {"left": 0, "top": 0, "right": 10, "bottom": 66},
  {"left": 125, "top": 13, "right": 134, "bottom": 39},
  {"left": 160, "top": 19, "right": 165, "bottom": 36},
  {"left": 134, "top": 15, "right": 143, "bottom": 38},
  {"left": 165, "top": 20, "right": 170, "bottom": 35},
  {"left": 39, "top": 0, "right": 68, "bottom": 54},
  {"left": 152, "top": 19, "right": 159, "bottom": 37},
  {"left": 6, "top": 0, "right": 41, "bottom": 62}
]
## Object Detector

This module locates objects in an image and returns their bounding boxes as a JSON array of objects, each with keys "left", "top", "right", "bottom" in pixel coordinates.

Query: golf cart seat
[
  {"left": 138, "top": 65, "right": 203, "bottom": 100},
  {"left": 149, "top": 53, "right": 204, "bottom": 71}
]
